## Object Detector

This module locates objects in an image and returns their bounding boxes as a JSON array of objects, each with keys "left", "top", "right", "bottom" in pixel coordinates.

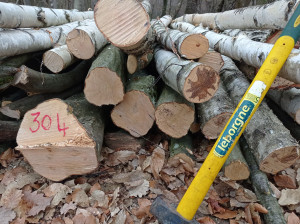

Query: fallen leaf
[
  {"left": 63, "top": 217, "right": 73, "bottom": 224},
  {"left": 0, "top": 148, "right": 15, "bottom": 167},
  {"left": 269, "top": 181, "right": 281, "bottom": 198},
  {"left": 0, "top": 188, "right": 23, "bottom": 209},
  {"left": 60, "top": 202, "right": 77, "bottom": 215},
  {"left": 168, "top": 153, "right": 194, "bottom": 173},
  {"left": 50, "top": 217, "right": 65, "bottom": 224},
  {"left": 112, "top": 170, "right": 150, "bottom": 184},
  {"left": 253, "top": 203, "right": 268, "bottom": 214},
  {"left": 129, "top": 179, "right": 149, "bottom": 197},
  {"left": 287, "top": 212, "right": 300, "bottom": 224},
  {"left": 90, "top": 182, "right": 101, "bottom": 194},
  {"left": 0, "top": 206, "right": 16, "bottom": 224},
  {"left": 10, "top": 217, "right": 26, "bottom": 224},
  {"left": 71, "top": 189, "right": 89, "bottom": 208},
  {"left": 132, "top": 198, "right": 152, "bottom": 219},
  {"left": 196, "top": 216, "right": 216, "bottom": 224},
  {"left": 279, "top": 188, "right": 300, "bottom": 206},
  {"left": 43, "top": 183, "right": 72, "bottom": 207},
  {"left": 274, "top": 174, "right": 297, "bottom": 189},
  {"left": 236, "top": 187, "right": 257, "bottom": 203},
  {"left": 91, "top": 190, "right": 109, "bottom": 208},
  {"left": 106, "top": 150, "right": 137, "bottom": 166},
  {"left": 214, "top": 210, "right": 238, "bottom": 219},
  {"left": 72, "top": 213, "right": 96, "bottom": 224},
  {"left": 1, "top": 167, "right": 27, "bottom": 186},
  {"left": 150, "top": 146, "right": 165, "bottom": 179},
  {"left": 112, "top": 209, "right": 127, "bottom": 224},
  {"left": 22, "top": 190, "right": 52, "bottom": 216}
]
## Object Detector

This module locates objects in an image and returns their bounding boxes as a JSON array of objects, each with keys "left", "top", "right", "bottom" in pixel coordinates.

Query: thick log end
[
  {"left": 183, "top": 65, "right": 220, "bottom": 103},
  {"left": 198, "top": 51, "right": 224, "bottom": 73},
  {"left": 181, "top": 34, "right": 209, "bottom": 59},
  {"left": 224, "top": 160, "right": 250, "bottom": 181},
  {"left": 84, "top": 67, "right": 125, "bottom": 106},
  {"left": 94, "top": 0, "right": 150, "bottom": 48},
  {"left": 155, "top": 102, "right": 195, "bottom": 138},
  {"left": 202, "top": 112, "right": 232, "bottom": 139},
  {"left": 111, "top": 90, "right": 155, "bottom": 137}
]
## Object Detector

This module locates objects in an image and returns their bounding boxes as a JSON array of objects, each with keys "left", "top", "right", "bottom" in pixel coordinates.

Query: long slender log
[
  {"left": 198, "top": 49, "right": 224, "bottom": 73},
  {"left": 170, "top": 22, "right": 300, "bottom": 84},
  {"left": 221, "top": 55, "right": 299, "bottom": 174},
  {"left": 84, "top": 45, "right": 126, "bottom": 106},
  {"left": 153, "top": 15, "right": 209, "bottom": 59},
  {"left": 174, "top": 0, "right": 298, "bottom": 30},
  {"left": 155, "top": 85, "right": 195, "bottom": 139},
  {"left": 154, "top": 47, "right": 220, "bottom": 103},
  {"left": 0, "top": 19, "right": 95, "bottom": 57},
  {"left": 196, "top": 81, "right": 233, "bottom": 140},
  {"left": 43, "top": 45, "right": 78, "bottom": 73},
  {"left": 12, "top": 60, "right": 91, "bottom": 95},
  {"left": 111, "top": 71, "right": 156, "bottom": 137},
  {"left": 239, "top": 136, "right": 286, "bottom": 224},
  {"left": 0, "top": 2, "right": 93, "bottom": 28},
  {"left": 66, "top": 21, "right": 108, "bottom": 59},
  {"left": 0, "top": 120, "right": 20, "bottom": 142},
  {"left": 16, "top": 93, "right": 105, "bottom": 181},
  {"left": 0, "top": 85, "right": 83, "bottom": 120}
]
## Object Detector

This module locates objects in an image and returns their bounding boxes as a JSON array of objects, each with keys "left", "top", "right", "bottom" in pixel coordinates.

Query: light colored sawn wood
[{"left": 198, "top": 50, "right": 224, "bottom": 72}]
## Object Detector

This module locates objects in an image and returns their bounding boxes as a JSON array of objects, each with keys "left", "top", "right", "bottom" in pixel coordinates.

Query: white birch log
[
  {"left": 153, "top": 15, "right": 209, "bottom": 59},
  {"left": 171, "top": 22, "right": 300, "bottom": 84},
  {"left": 154, "top": 47, "right": 220, "bottom": 103},
  {"left": 0, "top": 19, "right": 95, "bottom": 58},
  {"left": 174, "top": 0, "right": 299, "bottom": 30},
  {"left": 221, "top": 55, "right": 299, "bottom": 174},
  {"left": 0, "top": 2, "right": 93, "bottom": 28},
  {"left": 66, "top": 21, "right": 108, "bottom": 60},
  {"left": 43, "top": 45, "right": 78, "bottom": 73},
  {"left": 141, "top": 0, "right": 152, "bottom": 16}
]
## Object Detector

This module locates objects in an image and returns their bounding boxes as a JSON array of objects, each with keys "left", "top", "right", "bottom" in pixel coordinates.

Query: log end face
[
  {"left": 198, "top": 51, "right": 224, "bottom": 73},
  {"left": 94, "top": 0, "right": 150, "bottom": 48},
  {"left": 127, "top": 54, "right": 138, "bottom": 74},
  {"left": 183, "top": 65, "right": 220, "bottom": 103},
  {"left": 181, "top": 34, "right": 209, "bottom": 59},
  {"left": 111, "top": 90, "right": 155, "bottom": 137},
  {"left": 84, "top": 67, "right": 124, "bottom": 106},
  {"left": 202, "top": 112, "right": 232, "bottom": 139},
  {"left": 67, "top": 29, "right": 95, "bottom": 60},
  {"left": 43, "top": 51, "right": 64, "bottom": 74},
  {"left": 260, "top": 146, "right": 299, "bottom": 174},
  {"left": 224, "top": 161, "right": 250, "bottom": 181},
  {"left": 155, "top": 103, "right": 195, "bottom": 138}
]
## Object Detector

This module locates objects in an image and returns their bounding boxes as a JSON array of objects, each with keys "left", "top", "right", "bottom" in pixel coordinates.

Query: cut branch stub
[
  {"left": 94, "top": 0, "right": 150, "bottom": 49},
  {"left": 17, "top": 94, "right": 105, "bottom": 181}
]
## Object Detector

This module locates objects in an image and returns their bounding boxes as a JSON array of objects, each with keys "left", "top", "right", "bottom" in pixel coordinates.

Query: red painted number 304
[{"left": 30, "top": 112, "right": 69, "bottom": 137}]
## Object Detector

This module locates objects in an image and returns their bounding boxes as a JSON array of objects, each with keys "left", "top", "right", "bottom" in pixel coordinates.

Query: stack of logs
[{"left": 0, "top": 0, "right": 299, "bottom": 212}]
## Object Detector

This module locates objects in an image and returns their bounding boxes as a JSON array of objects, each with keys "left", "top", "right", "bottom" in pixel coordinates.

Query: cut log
[
  {"left": 111, "top": 71, "right": 156, "bottom": 137},
  {"left": 104, "top": 131, "right": 145, "bottom": 151},
  {"left": 12, "top": 60, "right": 91, "bottom": 95},
  {"left": 0, "top": 2, "right": 93, "bottom": 28},
  {"left": 66, "top": 21, "right": 108, "bottom": 59},
  {"left": 198, "top": 49, "right": 224, "bottom": 73},
  {"left": 221, "top": 55, "right": 299, "bottom": 174},
  {"left": 0, "top": 120, "right": 20, "bottom": 142},
  {"left": 196, "top": 81, "right": 233, "bottom": 140},
  {"left": 16, "top": 93, "right": 105, "bottom": 181},
  {"left": 239, "top": 136, "right": 286, "bottom": 224},
  {"left": 94, "top": 0, "right": 150, "bottom": 49},
  {"left": 155, "top": 85, "right": 195, "bottom": 139},
  {"left": 174, "top": 0, "right": 298, "bottom": 30},
  {"left": 154, "top": 47, "right": 220, "bottom": 103},
  {"left": 170, "top": 22, "right": 300, "bottom": 84},
  {"left": 153, "top": 15, "right": 209, "bottom": 59},
  {"left": 84, "top": 45, "right": 126, "bottom": 106},
  {"left": 223, "top": 142, "right": 250, "bottom": 181},
  {"left": 0, "top": 19, "right": 95, "bottom": 57},
  {"left": 43, "top": 45, "right": 78, "bottom": 73},
  {"left": 127, "top": 52, "right": 153, "bottom": 74},
  {"left": 0, "top": 85, "right": 83, "bottom": 120}
]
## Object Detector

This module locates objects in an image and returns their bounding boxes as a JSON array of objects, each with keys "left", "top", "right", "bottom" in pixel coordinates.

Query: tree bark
[
  {"left": 153, "top": 15, "right": 209, "bottom": 59},
  {"left": 12, "top": 60, "right": 91, "bottom": 94},
  {"left": 127, "top": 52, "right": 153, "bottom": 74},
  {"left": 111, "top": 71, "right": 156, "bottom": 137},
  {"left": 239, "top": 136, "right": 286, "bottom": 224},
  {"left": 175, "top": 0, "right": 297, "bottom": 30},
  {"left": 43, "top": 45, "right": 78, "bottom": 73},
  {"left": 221, "top": 55, "right": 299, "bottom": 174},
  {"left": 84, "top": 45, "right": 126, "bottom": 106},
  {"left": 0, "top": 120, "right": 20, "bottom": 142},
  {"left": 104, "top": 131, "right": 145, "bottom": 151},
  {"left": 223, "top": 142, "right": 250, "bottom": 181},
  {"left": 17, "top": 93, "right": 105, "bottom": 181},
  {"left": 66, "top": 21, "right": 108, "bottom": 60},
  {"left": 0, "top": 19, "right": 95, "bottom": 57},
  {"left": 155, "top": 85, "right": 195, "bottom": 139},
  {"left": 198, "top": 49, "right": 224, "bottom": 73},
  {"left": 154, "top": 47, "right": 220, "bottom": 103},
  {"left": 170, "top": 22, "right": 300, "bottom": 84},
  {"left": 0, "top": 2, "right": 93, "bottom": 28},
  {"left": 196, "top": 81, "right": 233, "bottom": 140},
  {"left": 0, "top": 85, "right": 83, "bottom": 120}
]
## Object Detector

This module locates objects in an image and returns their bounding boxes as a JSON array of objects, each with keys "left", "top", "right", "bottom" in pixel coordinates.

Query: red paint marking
[
  {"left": 57, "top": 113, "right": 69, "bottom": 137},
  {"left": 41, "top": 115, "right": 52, "bottom": 130},
  {"left": 30, "top": 112, "right": 41, "bottom": 133}
]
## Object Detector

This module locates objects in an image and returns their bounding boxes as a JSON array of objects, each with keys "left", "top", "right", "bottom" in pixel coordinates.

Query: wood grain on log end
[
  {"left": 111, "top": 90, "right": 155, "bottom": 137},
  {"left": 67, "top": 29, "right": 95, "bottom": 60},
  {"left": 198, "top": 51, "right": 224, "bottom": 72},
  {"left": 94, "top": 0, "right": 150, "bottom": 48},
  {"left": 181, "top": 34, "right": 209, "bottom": 59},
  {"left": 84, "top": 67, "right": 124, "bottom": 106},
  {"left": 183, "top": 65, "right": 220, "bottom": 103},
  {"left": 43, "top": 51, "right": 65, "bottom": 73},
  {"left": 155, "top": 102, "right": 194, "bottom": 138},
  {"left": 224, "top": 160, "right": 250, "bottom": 181},
  {"left": 260, "top": 146, "right": 299, "bottom": 175},
  {"left": 17, "top": 99, "right": 99, "bottom": 181},
  {"left": 202, "top": 112, "right": 231, "bottom": 139}
]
